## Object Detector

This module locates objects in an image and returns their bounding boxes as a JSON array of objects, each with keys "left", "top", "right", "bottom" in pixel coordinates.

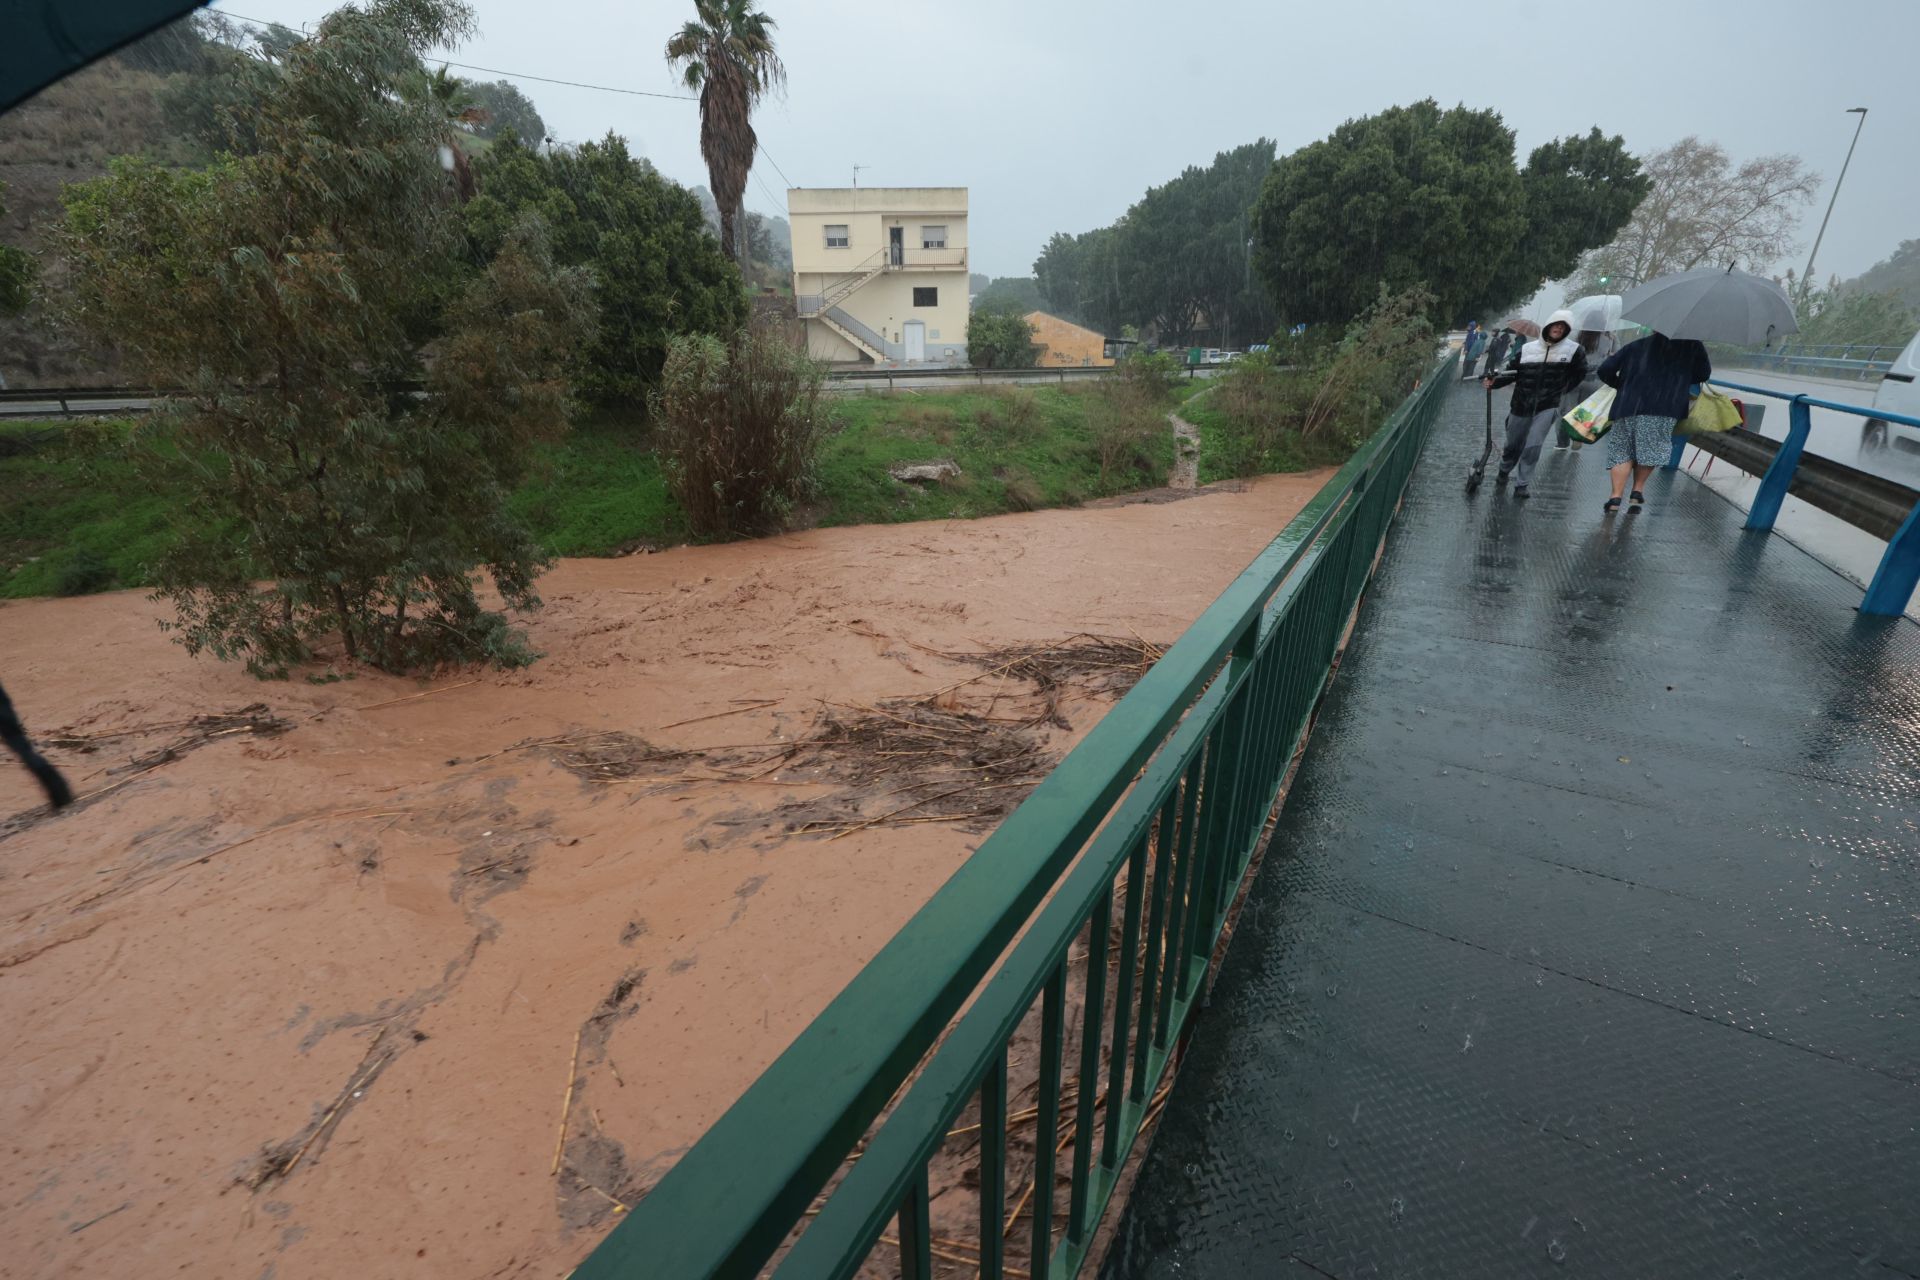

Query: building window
[
  {"left": 921, "top": 225, "right": 947, "bottom": 249},
  {"left": 824, "top": 224, "right": 849, "bottom": 248},
  {"left": 913, "top": 287, "right": 938, "bottom": 307}
]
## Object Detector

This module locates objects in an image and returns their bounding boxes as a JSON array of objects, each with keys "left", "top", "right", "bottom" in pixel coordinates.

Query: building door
[
  {"left": 903, "top": 320, "right": 926, "bottom": 362},
  {"left": 889, "top": 225, "right": 904, "bottom": 266}
]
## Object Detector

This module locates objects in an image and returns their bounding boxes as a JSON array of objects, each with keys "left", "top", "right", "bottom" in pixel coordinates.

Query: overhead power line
[
  {"left": 756, "top": 147, "right": 794, "bottom": 190},
  {"left": 430, "top": 59, "right": 695, "bottom": 102},
  {"left": 750, "top": 170, "right": 786, "bottom": 212},
  {"left": 210, "top": 7, "right": 802, "bottom": 202},
  {"left": 213, "top": 9, "right": 697, "bottom": 100}
]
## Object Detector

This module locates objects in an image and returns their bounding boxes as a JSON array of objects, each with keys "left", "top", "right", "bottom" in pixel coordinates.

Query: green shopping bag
[
  {"left": 1680, "top": 389, "right": 1743, "bottom": 435},
  {"left": 1563, "top": 386, "right": 1614, "bottom": 444}
]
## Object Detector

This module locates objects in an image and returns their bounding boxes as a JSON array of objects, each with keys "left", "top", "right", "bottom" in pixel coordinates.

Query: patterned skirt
[{"left": 1605, "top": 413, "right": 1678, "bottom": 467}]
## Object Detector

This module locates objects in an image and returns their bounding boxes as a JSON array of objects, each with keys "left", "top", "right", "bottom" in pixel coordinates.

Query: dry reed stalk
[
  {"left": 550, "top": 1027, "right": 584, "bottom": 1176},
  {"left": 281, "top": 1052, "right": 391, "bottom": 1180},
  {"left": 818, "top": 785, "right": 978, "bottom": 841},
  {"left": 656, "top": 700, "right": 779, "bottom": 731},
  {"left": 580, "top": 1182, "right": 629, "bottom": 1213},
  {"left": 358, "top": 680, "right": 479, "bottom": 711},
  {"left": 873, "top": 1234, "right": 1030, "bottom": 1277}
]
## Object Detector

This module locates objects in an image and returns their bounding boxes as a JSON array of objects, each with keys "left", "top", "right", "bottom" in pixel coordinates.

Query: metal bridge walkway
[{"left": 1104, "top": 378, "right": 1920, "bottom": 1278}]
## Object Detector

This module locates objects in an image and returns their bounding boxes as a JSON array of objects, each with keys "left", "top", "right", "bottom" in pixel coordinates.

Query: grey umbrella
[{"left": 1618, "top": 266, "right": 1799, "bottom": 345}]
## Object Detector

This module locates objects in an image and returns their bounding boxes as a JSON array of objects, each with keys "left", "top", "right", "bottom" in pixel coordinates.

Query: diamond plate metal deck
[{"left": 1103, "top": 381, "right": 1920, "bottom": 1279}]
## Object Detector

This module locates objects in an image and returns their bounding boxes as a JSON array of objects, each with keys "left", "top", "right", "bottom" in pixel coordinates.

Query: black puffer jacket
[{"left": 1488, "top": 310, "right": 1588, "bottom": 415}]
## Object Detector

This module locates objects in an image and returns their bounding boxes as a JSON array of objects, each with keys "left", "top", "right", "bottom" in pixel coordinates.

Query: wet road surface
[{"left": 1104, "top": 378, "right": 1920, "bottom": 1278}]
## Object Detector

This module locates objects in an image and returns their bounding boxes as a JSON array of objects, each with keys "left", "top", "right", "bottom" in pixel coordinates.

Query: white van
[{"left": 1861, "top": 328, "right": 1920, "bottom": 457}]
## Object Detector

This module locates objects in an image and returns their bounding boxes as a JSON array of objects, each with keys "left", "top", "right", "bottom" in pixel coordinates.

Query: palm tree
[
  {"left": 665, "top": 1, "right": 784, "bottom": 265},
  {"left": 406, "top": 63, "right": 488, "bottom": 200}
]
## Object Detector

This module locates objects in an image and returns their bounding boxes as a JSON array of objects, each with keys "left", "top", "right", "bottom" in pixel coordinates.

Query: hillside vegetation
[
  {"left": 1, "top": 383, "right": 1201, "bottom": 598},
  {"left": 0, "top": 60, "right": 200, "bottom": 384}
]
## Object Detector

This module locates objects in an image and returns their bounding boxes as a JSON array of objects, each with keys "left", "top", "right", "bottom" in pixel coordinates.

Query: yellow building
[
  {"left": 1026, "top": 311, "right": 1118, "bottom": 367},
  {"left": 787, "top": 187, "right": 969, "bottom": 366}
]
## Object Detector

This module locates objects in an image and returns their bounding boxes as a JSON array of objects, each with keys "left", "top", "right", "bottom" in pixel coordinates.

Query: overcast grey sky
[{"left": 215, "top": 0, "right": 1917, "bottom": 293}]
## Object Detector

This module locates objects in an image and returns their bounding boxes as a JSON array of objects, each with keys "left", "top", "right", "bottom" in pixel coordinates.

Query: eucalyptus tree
[{"left": 59, "top": 0, "right": 596, "bottom": 675}]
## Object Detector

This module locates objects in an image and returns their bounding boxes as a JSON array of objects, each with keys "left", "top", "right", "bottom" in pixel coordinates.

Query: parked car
[{"left": 1860, "top": 328, "right": 1920, "bottom": 458}]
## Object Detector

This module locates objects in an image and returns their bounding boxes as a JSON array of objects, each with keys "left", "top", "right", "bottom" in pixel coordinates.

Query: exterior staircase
[
  {"left": 799, "top": 249, "right": 887, "bottom": 319},
  {"left": 818, "top": 306, "right": 890, "bottom": 364}
]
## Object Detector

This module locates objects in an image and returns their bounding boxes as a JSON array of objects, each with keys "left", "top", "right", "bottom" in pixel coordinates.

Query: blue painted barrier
[{"left": 1703, "top": 378, "right": 1920, "bottom": 617}]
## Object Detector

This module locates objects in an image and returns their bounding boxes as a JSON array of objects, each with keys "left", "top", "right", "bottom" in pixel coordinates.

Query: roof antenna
[{"left": 852, "top": 164, "right": 866, "bottom": 188}]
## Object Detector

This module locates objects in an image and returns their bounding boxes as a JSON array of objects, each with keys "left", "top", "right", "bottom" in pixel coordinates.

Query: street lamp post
[{"left": 1800, "top": 107, "right": 1869, "bottom": 300}]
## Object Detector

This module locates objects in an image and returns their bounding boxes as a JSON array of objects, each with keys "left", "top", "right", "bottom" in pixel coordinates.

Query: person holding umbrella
[
  {"left": 1600, "top": 266, "right": 1799, "bottom": 515},
  {"left": 1595, "top": 333, "right": 1712, "bottom": 514}
]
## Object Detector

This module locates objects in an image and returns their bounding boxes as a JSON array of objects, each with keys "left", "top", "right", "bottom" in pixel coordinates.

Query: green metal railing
[{"left": 574, "top": 355, "right": 1459, "bottom": 1280}]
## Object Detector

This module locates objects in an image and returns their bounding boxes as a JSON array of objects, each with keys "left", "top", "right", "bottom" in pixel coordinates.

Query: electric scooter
[{"left": 1465, "top": 384, "right": 1494, "bottom": 494}]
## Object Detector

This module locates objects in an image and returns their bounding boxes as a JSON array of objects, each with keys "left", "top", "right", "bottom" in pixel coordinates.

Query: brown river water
[{"left": 0, "top": 472, "right": 1327, "bottom": 1280}]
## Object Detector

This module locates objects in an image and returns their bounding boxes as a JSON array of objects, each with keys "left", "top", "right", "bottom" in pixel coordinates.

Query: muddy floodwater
[{"left": 0, "top": 472, "right": 1327, "bottom": 1280}]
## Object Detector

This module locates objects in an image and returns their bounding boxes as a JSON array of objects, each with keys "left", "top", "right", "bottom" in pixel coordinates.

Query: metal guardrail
[
  {"left": 1716, "top": 343, "right": 1901, "bottom": 381},
  {"left": 0, "top": 382, "right": 425, "bottom": 418},
  {"left": 1669, "top": 379, "right": 1920, "bottom": 615},
  {"left": 0, "top": 386, "right": 177, "bottom": 416},
  {"left": 826, "top": 365, "right": 1115, "bottom": 393},
  {"left": 573, "top": 355, "right": 1459, "bottom": 1280},
  {"left": 1676, "top": 427, "right": 1917, "bottom": 542},
  {"left": 824, "top": 365, "right": 1210, "bottom": 389},
  {"left": 0, "top": 368, "right": 1213, "bottom": 415}
]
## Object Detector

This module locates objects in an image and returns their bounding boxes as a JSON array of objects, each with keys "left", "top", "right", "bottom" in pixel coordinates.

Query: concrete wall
[
  {"left": 804, "top": 322, "right": 867, "bottom": 364},
  {"left": 1026, "top": 311, "right": 1114, "bottom": 367}
]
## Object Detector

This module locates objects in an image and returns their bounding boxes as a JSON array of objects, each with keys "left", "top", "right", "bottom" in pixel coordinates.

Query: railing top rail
[
  {"left": 1731, "top": 341, "right": 1902, "bottom": 355},
  {"left": 1709, "top": 378, "right": 1920, "bottom": 430},
  {"left": 825, "top": 365, "right": 1111, "bottom": 381},
  {"left": 576, "top": 355, "right": 1457, "bottom": 1279}
]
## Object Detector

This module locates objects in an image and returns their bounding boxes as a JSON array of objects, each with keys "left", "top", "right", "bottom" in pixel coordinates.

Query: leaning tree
[{"left": 58, "top": 0, "right": 596, "bottom": 676}]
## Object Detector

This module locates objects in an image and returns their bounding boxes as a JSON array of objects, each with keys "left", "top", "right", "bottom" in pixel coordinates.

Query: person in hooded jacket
[
  {"left": 1595, "top": 331, "right": 1712, "bottom": 515},
  {"left": 1482, "top": 309, "right": 1587, "bottom": 499}
]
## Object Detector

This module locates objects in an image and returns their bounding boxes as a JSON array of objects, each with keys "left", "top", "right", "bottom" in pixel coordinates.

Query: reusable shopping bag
[
  {"left": 1562, "top": 386, "right": 1615, "bottom": 444},
  {"left": 1679, "top": 388, "right": 1743, "bottom": 436}
]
